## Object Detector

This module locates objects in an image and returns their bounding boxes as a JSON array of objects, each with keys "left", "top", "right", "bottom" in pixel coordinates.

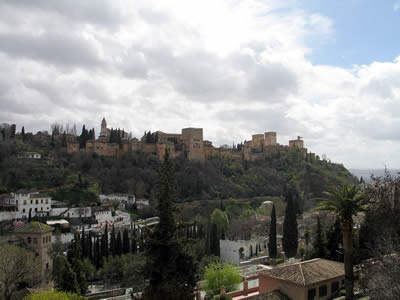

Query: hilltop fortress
[{"left": 67, "top": 118, "right": 310, "bottom": 162}]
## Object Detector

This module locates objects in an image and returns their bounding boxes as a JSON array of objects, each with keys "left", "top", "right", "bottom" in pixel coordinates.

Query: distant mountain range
[{"left": 349, "top": 168, "right": 400, "bottom": 181}]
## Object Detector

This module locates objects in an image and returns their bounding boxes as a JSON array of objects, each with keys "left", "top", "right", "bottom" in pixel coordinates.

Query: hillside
[{"left": 0, "top": 132, "right": 357, "bottom": 211}]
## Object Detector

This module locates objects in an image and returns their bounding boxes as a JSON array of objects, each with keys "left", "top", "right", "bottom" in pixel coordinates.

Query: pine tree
[
  {"left": 53, "top": 255, "right": 80, "bottom": 294},
  {"left": 312, "top": 217, "right": 328, "bottom": 259},
  {"left": 268, "top": 204, "right": 277, "bottom": 258},
  {"left": 144, "top": 150, "right": 197, "bottom": 299},
  {"left": 282, "top": 193, "right": 298, "bottom": 258}
]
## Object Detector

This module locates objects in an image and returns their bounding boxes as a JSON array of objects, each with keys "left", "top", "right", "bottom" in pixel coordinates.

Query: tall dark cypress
[
  {"left": 131, "top": 236, "right": 137, "bottom": 254},
  {"left": 87, "top": 231, "right": 93, "bottom": 262},
  {"left": 116, "top": 231, "right": 122, "bottom": 256},
  {"left": 110, "top": 224, "right": 116, "bottom": 256},
  {"left": 210, "top": 223, "right": 220, "bottom": 257},
  {"left": 282, "top": 193, "right": 298, "bottom": 258},
  {"left": 81, "top": 227, "right": 86, "bottom": 258},
  {"left": 102, "top": 224, "right": 109, "bottom": 258},
  {"left": 268, "top": 204, "right": 277, "bottom": 258},
  {"left": 312, "top": 216, "right": 328, "bottom": 259},
  {"left": 123, "top": 229, "right": 130, "bottom": 254},
  {"left": 144, "top": 150, "right": 197, "bottom": 299},
  {"left": 95, "top": 237, "right": 100, "bottom": 268}
]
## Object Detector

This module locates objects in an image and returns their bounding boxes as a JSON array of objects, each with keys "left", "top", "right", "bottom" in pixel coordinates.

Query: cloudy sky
[{"left": 1, "top": 0, "right": 399, "bottom": 169}]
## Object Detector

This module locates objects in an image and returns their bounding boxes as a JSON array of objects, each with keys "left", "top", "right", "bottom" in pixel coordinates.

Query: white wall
[{"left": 220, "top": 238, "right": 267, "bottom": 265}]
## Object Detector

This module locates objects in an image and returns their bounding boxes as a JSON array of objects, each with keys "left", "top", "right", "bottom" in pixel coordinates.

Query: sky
[{"left": 0, "top": 0, "right": 399, "bottom": 169}]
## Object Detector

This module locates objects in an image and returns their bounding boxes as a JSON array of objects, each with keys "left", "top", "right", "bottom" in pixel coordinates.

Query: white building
[
  {"left": 95, "top": 210, "right": 113, "bottom": 227},
  {"left": 220, "top": 237, "right": 267, "bottom": 265},
  {"left": 17, "top": 152, "right": 42, "bottom": 159},
  {"left": 99, "top": 193, "right": 135, "bottom": 204},
  {"left": 50, "top": 206, "right": 93, "bottom": 218},
  {"left": 113, "top": 210, "right": 131, "bottom": 227},
  {"left": 12, "top": 191, "right": 52, "bottom": 218}
]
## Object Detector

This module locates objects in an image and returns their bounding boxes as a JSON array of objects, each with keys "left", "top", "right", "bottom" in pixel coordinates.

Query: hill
[{"left": 0, "top": 132, "right": 357, "bottom": 211}]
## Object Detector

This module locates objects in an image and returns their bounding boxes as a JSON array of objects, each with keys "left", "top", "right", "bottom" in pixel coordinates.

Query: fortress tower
[
  {"left": 98, "top": 117, "right": 109, "bottom": 142},
  {"left": 264, "top": 132, "right": 277, "bottom": 146},
  {"left": 182, "top": 128, "right": 205, "bottom": 162}
]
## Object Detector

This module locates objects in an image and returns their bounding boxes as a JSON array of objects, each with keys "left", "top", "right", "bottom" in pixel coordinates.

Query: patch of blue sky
[{"left": 297, "top": 0, "right": 400, "bottom": 67}]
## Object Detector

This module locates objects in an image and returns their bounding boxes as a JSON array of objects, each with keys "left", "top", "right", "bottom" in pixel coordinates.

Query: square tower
[
  {"left": 15, "top": 222, "right": 54, "bottom": 280},
  {"left": 182, "top": 128, "right": 205, "bottom": 162},
  {"left": 264, "top": 132, "right": 277, "bottom": 146}
]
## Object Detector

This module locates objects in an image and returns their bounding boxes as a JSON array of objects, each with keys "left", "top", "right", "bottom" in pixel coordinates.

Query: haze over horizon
[{"left": 1, "top": 0, "right": 399, "bottom": 169}]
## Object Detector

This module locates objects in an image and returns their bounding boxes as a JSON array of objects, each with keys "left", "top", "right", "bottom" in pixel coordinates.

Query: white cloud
[
  {"left": 394, "top": 2, "right": 400, "bottom": 11},
  {"left": 0, "top": 0, "right": 399, "bottom": 168}
]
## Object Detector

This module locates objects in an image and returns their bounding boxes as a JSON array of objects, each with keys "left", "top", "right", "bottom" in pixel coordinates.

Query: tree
[
  {"left": 0, "top": 245, "right": 40, "bottom": 300},
  {"left": 203, "top": 262, "right": 241, "bottom": 298},
  {"left": 268, "top": 204, "right": 277, "bottom": 258},
  {"left": 24, "top": 290, "right": 85, "bottom": 300},
  {"left": 209, "top": 223, "right": 220, "bottom": 257},
  {"left": 116, "top": 231, "right": 122, "bottom": 256},
  {"left": 359, "top": 239, "right": 400, "bottom": 299},
  {"left": 144, "top": 150, "right": 197, "bottom": 299},
  {"left": 327, "top": 217, "right": 343, "bottom": 261},
  {"left": 316, "top": 184, "right": 366, "bottom": 300},
  {"left": 52, "top": 255, "right": 80, "bottom": 294},
  {"left": 110, "top": 224, "right": 116, "bottom": 256},
  {"left": 311, "top": 216, "right": 328, "bottom": 259},
  {"left": 282, "top": 193, "right": 298, "bottom": 258},
  {"left": 210, "top": 208, "right": 229, "bottom": 229},
  {"left": 123, "top": 229, "right": 130, "bottom": 254}
]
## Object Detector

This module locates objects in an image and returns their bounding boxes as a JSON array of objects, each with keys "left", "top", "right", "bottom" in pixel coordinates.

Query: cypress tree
[
  {"left": 312, "top": 216, "right": 328, "bottom": 259},
  {"left": 210, "top": 223, "right": 220, "bottom": 257},
  {"left": 101, "top": 224, "right": 109, "bottom": 259},
  {"left": 144, "top": 150, "right": 197, "bottom": 299},
  {"left": 282, "top": 193, "right": 298, "bottom": 258},
  {"left": 268, "top": 204, "right": 277, "bottom": 258},
  {"left": 116, "top": 231, "right": 122, "bottom": 256},
  {"left": 87, "top": 231, "right": 93, "bottom": 262},
  {"left": 131, "top": 236, "right": 137, "bottom": 254},
  {"left": 110, "top": 224, "right": 116, "bottom": 256},
  {"left": 95, "top": 237, "right": 101, "bottom": 268},
  {"left": 327, "top": 217, "right": 343, "bottom": 261},
  {"left": 123, "top": 229, "right": 130, "bottom": 254},
  {"left": 81, "top": 227, "right": 86, "bottom": 258}
]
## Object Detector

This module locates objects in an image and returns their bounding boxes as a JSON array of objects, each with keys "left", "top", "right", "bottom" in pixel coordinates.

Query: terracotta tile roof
[
  {"left": 244, "top": 290, "right": 290, "bottom": 300},
  {"left": 15, "top": 221, "right": 54, "bottom": 233},
  {"left": 259, "top": 258, "right": 344, "bottom": 286}
]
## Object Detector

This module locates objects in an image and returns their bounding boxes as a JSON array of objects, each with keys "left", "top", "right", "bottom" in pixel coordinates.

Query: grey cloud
[
  {"left": 138, "top": 8, "right": 171, "bottom": 25},
  {"left": 1, "top": 0, "right": 124, "bottom": 27},
  {"left": 122, "top": 45, "right": 297, "bottom": 104},
  {"left": 214, "top": 107, "right": 306, "bottom": 136},
  {"left": 0, "top": 31, "right": 102, "bottom": 69},
  {"left": 120, "top": 51, "right": 149, "bottom": 79}
]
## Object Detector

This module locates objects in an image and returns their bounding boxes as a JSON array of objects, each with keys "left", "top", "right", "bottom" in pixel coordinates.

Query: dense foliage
[
  {"left": 203, "top": 262, "right": 241, "bottom": 298},
  {"left": 0, "top": 131, "right": 356, "bottom": 206}
]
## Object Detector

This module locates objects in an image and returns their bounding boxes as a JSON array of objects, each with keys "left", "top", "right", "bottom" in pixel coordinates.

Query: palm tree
[{"left": 316, "top": 184, "right": 366, "bottom": 300}]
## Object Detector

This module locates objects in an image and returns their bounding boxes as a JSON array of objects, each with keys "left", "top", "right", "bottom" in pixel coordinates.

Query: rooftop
[
  {"left": 238, "top": 290, "right": 290, "bottom": 300},
  {"left": 15, "top": 221, "right": 54, "bottom": 234},
  {"left": 259, "top": 258, "right": 344, "bottom": 286}
]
